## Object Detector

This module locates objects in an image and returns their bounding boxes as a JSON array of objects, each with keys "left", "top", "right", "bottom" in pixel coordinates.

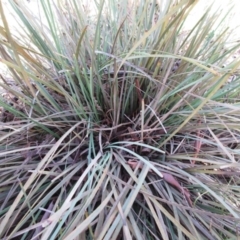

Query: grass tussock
[{"left": 0, "top": 0, "right": 240, "bottom": 239}]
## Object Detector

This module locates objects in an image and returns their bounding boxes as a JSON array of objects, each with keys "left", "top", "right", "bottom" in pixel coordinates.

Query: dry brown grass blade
[
  {"left": 127, "top": 159, "right": 192, "bottom": 206},
  {"left": 192, "top": 119, "right": 203, "bottom": 165}
]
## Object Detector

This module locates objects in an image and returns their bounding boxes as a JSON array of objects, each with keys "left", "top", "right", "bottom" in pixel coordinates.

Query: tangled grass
[{"left": 0, "top": 0, "right": 240, "bottom": 239}]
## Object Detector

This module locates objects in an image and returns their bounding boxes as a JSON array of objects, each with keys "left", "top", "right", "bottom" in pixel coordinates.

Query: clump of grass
[{"left": 0, "top": 0, "right": 240, "bottom": 239}]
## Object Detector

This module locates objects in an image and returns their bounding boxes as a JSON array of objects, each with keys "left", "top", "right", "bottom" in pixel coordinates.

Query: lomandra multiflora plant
[{"left": 0, "top": 0, "right": 240, "bottom": 239}]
